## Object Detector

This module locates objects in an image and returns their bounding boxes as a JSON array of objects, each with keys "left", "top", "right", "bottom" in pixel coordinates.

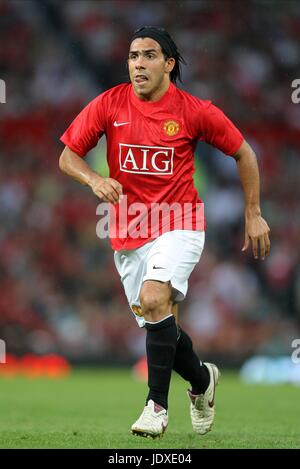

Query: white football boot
[
  {"left": 187, "top": 362, "right": 220, "bottom": 435},
  {"left": 131, "top": 399, "right": 168, "bottom": 438}
]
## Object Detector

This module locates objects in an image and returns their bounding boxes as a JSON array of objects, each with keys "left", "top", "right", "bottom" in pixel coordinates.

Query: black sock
[
  {"left": 145, "top": 315, "right": 177, "bottom": 410},
  {"left": 173, "top": 327, "right": 210, "bottom": 394}
]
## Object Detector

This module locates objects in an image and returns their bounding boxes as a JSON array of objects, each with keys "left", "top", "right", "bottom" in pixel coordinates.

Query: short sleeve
[
  {"left": 199, "top": 102, "right": 244, "bottom": 156},
  {"left": 60, "top": 94, "right": 106, "bottom": 157}
]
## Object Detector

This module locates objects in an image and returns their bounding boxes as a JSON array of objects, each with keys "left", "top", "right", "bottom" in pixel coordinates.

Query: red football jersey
[{"left": 60, "top": 82, "right": 243, "bottom": 250}]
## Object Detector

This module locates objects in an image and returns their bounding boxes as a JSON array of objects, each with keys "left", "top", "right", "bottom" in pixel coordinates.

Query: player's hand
[
  {"left": 242, "top": 214, "right": 270, "bottom": 260},
  {"left": 88, "top": 175, "right": 123, "bottom": 204}
]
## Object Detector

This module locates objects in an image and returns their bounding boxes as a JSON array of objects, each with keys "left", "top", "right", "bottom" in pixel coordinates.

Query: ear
[{"left": 165, "top": 57, "right": 175, "bottom": 74}]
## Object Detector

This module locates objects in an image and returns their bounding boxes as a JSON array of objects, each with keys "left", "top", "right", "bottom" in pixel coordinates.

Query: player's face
[{"left": 128, "top": 37, "right": 175, "bottom": 101}]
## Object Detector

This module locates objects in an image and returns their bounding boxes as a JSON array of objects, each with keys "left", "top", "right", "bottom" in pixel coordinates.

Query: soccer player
[{"left": 59, "top": 27, "right": 270, "bottom": 438}]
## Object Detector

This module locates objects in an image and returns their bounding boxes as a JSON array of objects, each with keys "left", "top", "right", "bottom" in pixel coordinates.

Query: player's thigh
[
  {"left": 113, "top": 247, "right": 148, "bottom": 326},
  {"left": 143, "top": 230, "right": 205, "bottom": 303}
]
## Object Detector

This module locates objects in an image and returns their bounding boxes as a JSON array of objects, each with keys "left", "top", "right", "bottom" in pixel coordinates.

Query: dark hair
[{"left": 131, "top": 26, "right": 186, "bottom": 84}]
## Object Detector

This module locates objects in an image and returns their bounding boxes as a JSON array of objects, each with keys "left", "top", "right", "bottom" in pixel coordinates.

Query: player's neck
[{"left": 134, "top": 80, "right": 171, "bottom": 102}]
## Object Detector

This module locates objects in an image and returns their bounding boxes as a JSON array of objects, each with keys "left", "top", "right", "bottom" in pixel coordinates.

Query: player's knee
[
  {"left": 140, "top": 294, "right": 159, "bottom": 312},
  {"left": 140, "top": 292, "right": 169, "bottom": 321},
  {"left": 140, "top": 281, "right": 172, "bottom": 321}
]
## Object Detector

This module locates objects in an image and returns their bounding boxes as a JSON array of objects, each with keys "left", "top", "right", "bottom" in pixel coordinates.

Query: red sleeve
[
  {"left": 199, "top": 102, "right": 244, "bottom": 156},
  {"left": 60, "top": 94, "right": 106, "bottom": 157}
]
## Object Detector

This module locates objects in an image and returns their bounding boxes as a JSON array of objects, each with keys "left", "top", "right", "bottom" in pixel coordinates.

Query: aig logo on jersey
[{"left": 119, "top": 144, "right": 174, "bottom": 175}]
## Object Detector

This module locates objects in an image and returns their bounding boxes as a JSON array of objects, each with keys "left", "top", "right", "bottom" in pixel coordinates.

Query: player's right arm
[{"left": 59, "top": 146, "right": 122, "bottom": 205}]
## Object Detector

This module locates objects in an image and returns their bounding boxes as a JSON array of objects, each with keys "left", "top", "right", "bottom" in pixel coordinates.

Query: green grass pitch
[{"left": 0, "top": 368, "right": 299, "bottom": 449}]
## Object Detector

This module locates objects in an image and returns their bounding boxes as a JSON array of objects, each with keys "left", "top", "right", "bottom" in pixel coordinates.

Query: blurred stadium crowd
[{"left": 0, "top": 0, "right": 299, "bottom": 366}]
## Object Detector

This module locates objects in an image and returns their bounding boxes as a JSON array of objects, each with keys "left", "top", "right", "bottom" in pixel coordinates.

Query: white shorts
[{"left": 114, "top": 230, "right": 205, "bottom": 327}]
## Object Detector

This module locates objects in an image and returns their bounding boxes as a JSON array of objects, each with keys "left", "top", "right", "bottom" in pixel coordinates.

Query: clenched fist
[{"left": 88, "top": 175, "right": 123, "bottom": 205}]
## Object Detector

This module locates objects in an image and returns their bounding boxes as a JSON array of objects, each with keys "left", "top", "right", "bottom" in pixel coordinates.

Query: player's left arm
[{"left": 233, "top": 139, "right": 270, "bottom": 260}]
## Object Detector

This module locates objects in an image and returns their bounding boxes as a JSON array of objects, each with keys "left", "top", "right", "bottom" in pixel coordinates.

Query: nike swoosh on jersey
[
  {"left": 153, "top": 266, "right": 165, "bottom": 270},
  {"left": 114, "top": 121, "right": 130, "bottom": 127}
]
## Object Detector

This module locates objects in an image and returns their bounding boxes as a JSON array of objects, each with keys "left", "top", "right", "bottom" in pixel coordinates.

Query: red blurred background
[{"left": 0, "top": 0, "right": 299, "bottom": 369}]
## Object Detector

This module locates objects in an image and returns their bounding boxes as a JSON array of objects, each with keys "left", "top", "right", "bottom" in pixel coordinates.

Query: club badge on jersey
[{"left": 163, "top": 120, "right": 180, "bottom": 137}]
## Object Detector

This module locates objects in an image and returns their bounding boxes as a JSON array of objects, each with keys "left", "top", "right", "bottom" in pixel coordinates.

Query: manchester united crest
[
  {"left": 131, "top": 305, "right": 144, "bottom": 317},
  {"left": 163, "top": 120, "right": 180, "bottom": 137}
]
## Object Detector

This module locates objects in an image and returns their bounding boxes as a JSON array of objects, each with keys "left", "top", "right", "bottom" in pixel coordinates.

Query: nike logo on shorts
[
  {"left": 153, "top": 266, "right": 165, "bottom": 270},
  {"left": 114, "top": 121, "right": 130, "bottom": 127}
]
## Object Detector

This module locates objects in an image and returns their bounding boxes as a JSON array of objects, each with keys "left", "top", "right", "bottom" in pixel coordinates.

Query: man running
[{"left": 59, "top": 26, "right": 270, "bottom": 438}]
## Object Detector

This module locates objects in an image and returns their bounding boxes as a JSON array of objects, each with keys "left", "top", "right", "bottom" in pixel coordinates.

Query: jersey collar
[{"left": 130, "top": 82, "right": 176, "bottom": 114}]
